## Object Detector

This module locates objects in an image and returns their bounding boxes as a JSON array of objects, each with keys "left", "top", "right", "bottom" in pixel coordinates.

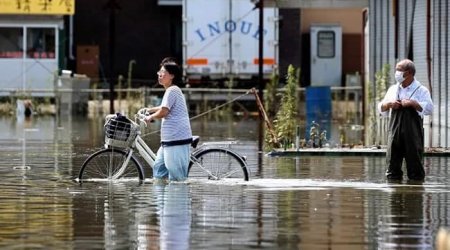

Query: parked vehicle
[{"left": 182, "top": 0, "right": 278, "bottom": 87}]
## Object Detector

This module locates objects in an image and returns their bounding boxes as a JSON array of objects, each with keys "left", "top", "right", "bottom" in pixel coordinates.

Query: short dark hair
[
  {"left": 160, "top": 57, "right": 182, "bottom": 86},
  {"left": 160, "top": 57, "right": 178, "bottom": 66},
  {"left": 397, "top": 59, "right": 416, "bottom": 75}
]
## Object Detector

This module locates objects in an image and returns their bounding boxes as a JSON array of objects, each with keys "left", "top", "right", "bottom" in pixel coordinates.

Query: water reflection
[
  {"left": 153, "top": 183, "right": 191, "bottom": 250},
  {"left": 1, "top": 115, "right": 450, "bottom": 249},
  {"left": 378, "top": 184, "right": 431, "bottom": 249}
]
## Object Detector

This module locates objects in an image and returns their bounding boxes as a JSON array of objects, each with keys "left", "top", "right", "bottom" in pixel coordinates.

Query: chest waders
[{"left": 386, "top": 87, "right": 425, "bottom": 180}]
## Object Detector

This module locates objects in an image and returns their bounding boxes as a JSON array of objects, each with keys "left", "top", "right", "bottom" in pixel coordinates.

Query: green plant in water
[
  {"left": 377, "top": 64, "right": 390, "bottom": 102},
  {"left": 368, "top": 63, "right": 390, "bottom": 145},
  {"left": 264, "top": 71, "right": 279, "bottom": 119},
  {"left": 263, "top": 71, "right": 281, "bottom": 150},
  {"left": 273, "top": 65, "right": 299, "bottom": 150}
]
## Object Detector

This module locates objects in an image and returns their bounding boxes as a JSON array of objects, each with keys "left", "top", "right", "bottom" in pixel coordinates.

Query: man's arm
[
  {"left": 378, "top": 85, "right": 400, "bottom": 115},
  {"left": 380, "top": 100, "right": 402, "bottom": 112},
  {"left": 400, "top": 99, "right": 422, "bottom": 111}
]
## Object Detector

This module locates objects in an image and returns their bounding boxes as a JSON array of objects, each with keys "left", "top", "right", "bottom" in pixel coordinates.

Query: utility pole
[
  {"left": 258, "top": 0, "right": 264, "bottom": 103},
  {"left": 104, "top": 0, "right": 120, "bottom": 114},
  {"left": 257, "top": 0, "right": 264, "bottom": 152}
]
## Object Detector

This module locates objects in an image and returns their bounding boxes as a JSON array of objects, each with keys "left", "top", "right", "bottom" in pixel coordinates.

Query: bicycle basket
[{"left": 104, "top": 114, "right": 139, "bottom": 148}]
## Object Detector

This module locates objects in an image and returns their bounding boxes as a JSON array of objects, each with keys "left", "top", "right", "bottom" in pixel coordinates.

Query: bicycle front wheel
[
  {"left": 78, "top": 148, "right": 144, "bottom": 183},
  {"left": 189, "top": 148, "right": 249, "bottom": 181}
]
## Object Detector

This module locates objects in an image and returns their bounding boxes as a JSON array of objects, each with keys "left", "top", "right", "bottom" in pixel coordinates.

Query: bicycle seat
[{"left": 191, "top": 136, "right": 200, "bottom": 148}]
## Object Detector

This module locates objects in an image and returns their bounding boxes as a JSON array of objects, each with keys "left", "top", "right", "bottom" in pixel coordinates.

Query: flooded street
[{"left": 1, "top": 115, "right": 449, "bottom": 249}]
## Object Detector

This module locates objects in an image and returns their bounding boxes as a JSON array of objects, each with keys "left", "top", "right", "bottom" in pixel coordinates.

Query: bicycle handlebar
[{"left": 135, "top": 108, "right": 155, "bottom": 127}]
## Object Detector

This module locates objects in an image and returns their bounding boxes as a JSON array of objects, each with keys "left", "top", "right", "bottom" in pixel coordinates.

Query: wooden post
[{"left": 251, "top": 88, "right": 279, "bottom": 146}]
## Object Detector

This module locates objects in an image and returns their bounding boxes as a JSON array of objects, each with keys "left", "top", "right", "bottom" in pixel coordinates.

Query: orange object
[
  {"left": 187, "top": 58, "right": 208, "bottom": 65},
  {"left": 253, "top": 58, "right": 275, "bottom": 65}
]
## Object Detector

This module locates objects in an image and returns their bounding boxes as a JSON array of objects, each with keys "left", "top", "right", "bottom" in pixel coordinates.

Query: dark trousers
[{"left": 386, "top": 107, "right": 425, "bottom": 180}]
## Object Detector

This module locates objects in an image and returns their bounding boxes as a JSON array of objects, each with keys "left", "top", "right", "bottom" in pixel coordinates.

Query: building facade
[
  {"left": 368, "top": 0, "right": 449, "bottom": 148},
  {"left": 0, "top": 1, "right": 73, "bottom": 96}
]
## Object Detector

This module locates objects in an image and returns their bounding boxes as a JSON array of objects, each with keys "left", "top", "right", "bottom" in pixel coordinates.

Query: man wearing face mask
[{"left": 378, "top": 59, "right": 433, "bottom": 181}]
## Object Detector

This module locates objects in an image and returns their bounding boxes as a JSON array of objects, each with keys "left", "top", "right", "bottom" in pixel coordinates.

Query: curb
[{"left": 267, "top": 148, "right": 450, "bottom": 157}]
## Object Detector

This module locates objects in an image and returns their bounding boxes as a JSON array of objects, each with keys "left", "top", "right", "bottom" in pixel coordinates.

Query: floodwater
[{"left": 1, "top": 114, "right": 449, "bottom": 249}]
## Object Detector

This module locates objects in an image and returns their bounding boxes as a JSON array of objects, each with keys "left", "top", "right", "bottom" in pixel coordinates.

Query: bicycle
[{"left": 77, "top": 109, "right": 249, "bottom": 184}]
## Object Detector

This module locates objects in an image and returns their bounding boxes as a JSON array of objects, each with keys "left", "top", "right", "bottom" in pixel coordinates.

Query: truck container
[{"left": 182, "top": 0, "right": 278, "bottom": 86}]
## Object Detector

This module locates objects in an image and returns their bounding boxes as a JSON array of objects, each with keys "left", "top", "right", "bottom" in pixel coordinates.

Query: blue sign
[{"left": 194, "top": 20, "right": 268, "bottom": 42}]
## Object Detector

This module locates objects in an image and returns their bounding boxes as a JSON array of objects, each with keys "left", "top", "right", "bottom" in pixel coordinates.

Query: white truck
[{"left": 182, "top": 0, "right": 279, "bottom": 85}]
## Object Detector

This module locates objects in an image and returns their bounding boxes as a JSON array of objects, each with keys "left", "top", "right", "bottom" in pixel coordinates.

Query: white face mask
[{"left": 395, "top": 70, "right": 405, "bottom": 83}]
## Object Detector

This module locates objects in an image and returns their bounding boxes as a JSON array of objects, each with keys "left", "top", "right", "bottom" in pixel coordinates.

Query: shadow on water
[{"left": 0, "top": 115, "right": 449, "bottom": 249}]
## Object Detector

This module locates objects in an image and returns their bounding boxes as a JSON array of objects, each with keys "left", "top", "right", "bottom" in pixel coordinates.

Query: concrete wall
[
  {"left": 301, "top": 8, "right": 363, "bottom": 34},
  {"left": 299, "top": 8, "right": 364, "bottom": 86}
]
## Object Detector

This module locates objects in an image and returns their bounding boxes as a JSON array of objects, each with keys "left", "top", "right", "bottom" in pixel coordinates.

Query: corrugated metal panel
[
  {"left": 444, "top": 0, "right": 450, "bottom": 148},
  {"left": 446, "top": 1, "right": 450, "bottom": 148},
  {"left": 431, "top": 0, "right": 437, "bottom": 146},
  {"left": 397, "top": 0, "right": 409, "bottom": 59},
  {"left": 368, "top": 0, "right": 377, "bottom": 145},
  {"left": 369, "top": 0, "right": 450, "bottom": 148},
  {"left": 431, "top": 0, "right": 439, "bottom": 146},
  {"left": 413, "top": 1, "right": 428, "bottom": 87},
  {"left": 369, "top": 0, "right": 395, "bottom": 79},
  {"left": 412, "top": 0, "right": 431, "bottom": 147},
  {"left": 367, "top": 0, "right": 396, "bottom": 146},
  {"left": 386, "top": 1, "right": 396, "bottom": 68},
  {"left": 432, "top": 1, "right": 442, "bottom": 146},
  {"left": 431, "top": 0, "right": 450, "bottom": 147},
  {"left": 442, "top": 0, "right": 449, "bottom": 148}
]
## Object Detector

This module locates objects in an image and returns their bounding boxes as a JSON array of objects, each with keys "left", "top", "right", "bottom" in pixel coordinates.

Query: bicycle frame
[
  {"left": 80, "top": 110, "right": 249, "bottom": 182},
  {"left": 106, "top": 111, "right": 245, "bottom": 180},
  {"left": 113, "top": 134, "right": 230, "bottom": 180},
  {"left": 134, "top": 135, "right": 157, "bottom": 168},
  {"left": 140, "top": 136, "right": 220, "bottom": 179},
  {"left": 108, "top": 134, "right": 157, "bottom": 174},
  {"left": 188, "top": 141, "right": 241, "bottom": 180}
]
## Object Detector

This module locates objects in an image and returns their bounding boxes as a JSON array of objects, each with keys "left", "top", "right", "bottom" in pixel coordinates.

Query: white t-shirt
[{"left": 160, "top": 85, "right": 192, "bottom": 142}]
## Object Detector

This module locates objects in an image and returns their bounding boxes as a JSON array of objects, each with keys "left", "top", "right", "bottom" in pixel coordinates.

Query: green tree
[
  {"left": 264, "top": 71, "right": 279, "bottom": 119},
  {"left": 368, "top": 64, "right": 390, "bottom": 145},
  {"left": 273, "top": 65, "right": 299, "bottom": 149}
]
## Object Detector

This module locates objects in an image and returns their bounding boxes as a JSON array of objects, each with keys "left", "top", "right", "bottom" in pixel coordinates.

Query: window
[
  {"left": 0, "top": 27, "right": 56, "bottom": 59},
  {"left": 26, "top": 28, "right": 55, "bottom": 59},
  {"left": 317, "top": 31, "right": 335, "bottom": 58},
  {"left": 0, "top": 28, "right": 23, "bottom": 58}
]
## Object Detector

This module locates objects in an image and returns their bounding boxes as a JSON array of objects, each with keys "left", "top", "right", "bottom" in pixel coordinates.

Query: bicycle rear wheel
[
  {"left": 78, "top": 148, "right": 144, "bottom": 183},
  {"left": 189, "top": 148, "right": 249, "bottom": 181}
]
